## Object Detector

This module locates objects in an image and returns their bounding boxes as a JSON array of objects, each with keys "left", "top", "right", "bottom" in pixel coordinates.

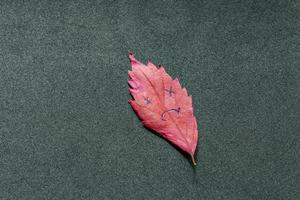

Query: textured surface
[{"left": 0, "top": 0, "right": 299, "bottom": 199}]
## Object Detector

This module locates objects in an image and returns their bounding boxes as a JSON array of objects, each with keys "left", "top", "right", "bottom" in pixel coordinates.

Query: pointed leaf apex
[{"left": 128, "top": 52, "right": 138, "bottom": 64}]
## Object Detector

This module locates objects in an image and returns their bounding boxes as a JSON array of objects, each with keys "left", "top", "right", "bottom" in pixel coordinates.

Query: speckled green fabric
[{"left": 0, "top": 0, "right": 299, "bottom": 199}]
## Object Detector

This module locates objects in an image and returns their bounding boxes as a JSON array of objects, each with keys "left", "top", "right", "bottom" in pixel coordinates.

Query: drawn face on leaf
[{"left": 128, "top": 53, "right": 198, "bottom": 165}]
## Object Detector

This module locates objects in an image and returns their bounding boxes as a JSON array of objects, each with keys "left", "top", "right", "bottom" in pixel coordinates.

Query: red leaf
[{"left": 128, "top": 53, "right": 198, "bottom": 165}]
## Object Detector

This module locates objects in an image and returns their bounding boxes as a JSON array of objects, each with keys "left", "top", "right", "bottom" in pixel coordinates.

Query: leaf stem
[{"left": 191, "top": 155, "right": 196, "bottom": 166}]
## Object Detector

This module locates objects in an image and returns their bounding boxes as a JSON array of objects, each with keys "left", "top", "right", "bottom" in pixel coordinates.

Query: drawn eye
[
  {"left": 143, "top": 97, "right": 151, "bottom": 105},
  {"left": 165, "top": 86, "right": 175, "bottom": 97}
]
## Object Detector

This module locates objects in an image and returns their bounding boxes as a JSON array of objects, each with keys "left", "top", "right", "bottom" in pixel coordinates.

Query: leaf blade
[{"left": 128, "top": 53, "right": 198, "bottom": 164}]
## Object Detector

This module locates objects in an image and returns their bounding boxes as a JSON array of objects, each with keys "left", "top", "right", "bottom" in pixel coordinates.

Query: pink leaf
[{"left": 128, "top": 53, "right": 198, "bottom": 165}]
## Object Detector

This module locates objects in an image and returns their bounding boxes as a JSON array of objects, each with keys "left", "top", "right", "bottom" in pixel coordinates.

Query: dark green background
[{"left": 1, "top": 0, "right": 299, "bottom": 199}]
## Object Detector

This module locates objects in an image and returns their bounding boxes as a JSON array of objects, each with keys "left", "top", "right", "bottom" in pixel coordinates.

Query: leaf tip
[
  {"left": 128, "top": 51, "right": 134, "bottom": 56},
  {"left": 128, "top": 52, "right": 138, "bottom": 64}
]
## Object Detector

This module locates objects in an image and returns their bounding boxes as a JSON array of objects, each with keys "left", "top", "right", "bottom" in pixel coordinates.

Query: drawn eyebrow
[{"left": 160, "top": 107, "right": 181, "bottom": 121}]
